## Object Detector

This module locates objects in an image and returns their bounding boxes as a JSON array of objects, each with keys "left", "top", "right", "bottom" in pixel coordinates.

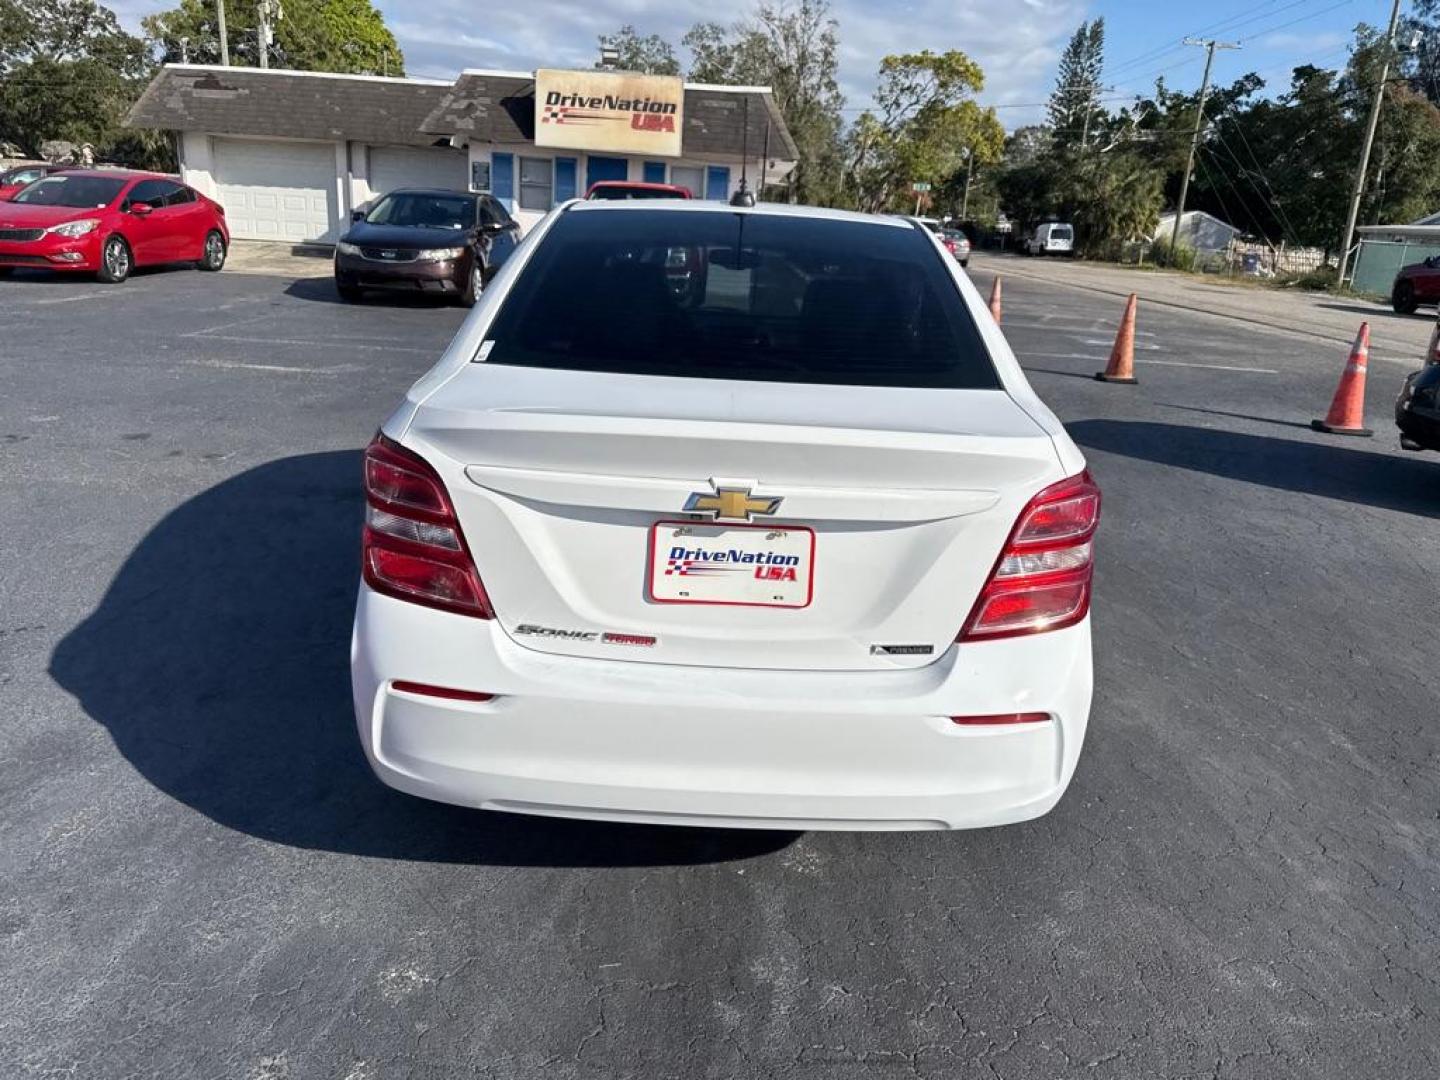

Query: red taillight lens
[
  {"left": 392, "top": 680, "right": 494, "bottom": 703},
  {"left": 361, "top": 434, "right": 493, "bottom": 619},
  {"left": 951, "top": 712, "right": 1050, "bottom": 726},
  {"left": 960, "top": 471, "right": 1100, "bottom": 641}
]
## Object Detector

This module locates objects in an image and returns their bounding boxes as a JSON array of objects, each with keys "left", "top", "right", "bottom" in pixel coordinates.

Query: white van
[{"left": 1024, "top": 222, "right": 1074, "bottom": 256}]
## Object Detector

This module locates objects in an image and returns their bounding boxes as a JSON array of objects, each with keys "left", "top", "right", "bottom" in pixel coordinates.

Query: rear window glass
[
  {"left": 15, "top": 175, "right": 125, "bottom": 208},
  {"left": 1050, "top": 226, "right": 1073, "bottom": 239},
  {"left": 482, "top": 210, "right": 1000, "bottom": 389}
]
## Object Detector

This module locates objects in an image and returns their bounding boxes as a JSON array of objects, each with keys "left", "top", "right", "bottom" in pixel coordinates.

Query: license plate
[{"left": 649, "top": 521, "right": 815, "bottom": 608}]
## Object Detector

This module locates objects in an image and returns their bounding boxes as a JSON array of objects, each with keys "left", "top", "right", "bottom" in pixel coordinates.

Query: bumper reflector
[
  {"left": 950, "top": 712, "right": 1050, "bottom": 726},
  {"left": 392, "top": 680, "right": 495, "bottom": 703}
]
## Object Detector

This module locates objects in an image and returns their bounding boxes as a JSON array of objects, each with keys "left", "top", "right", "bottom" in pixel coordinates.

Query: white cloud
[
  {"left": 107, "top": 0, "right": 1083, "bottom": 126},
  {"left": 1254, "top": 30, "right": 1348, "bottom": 53}
]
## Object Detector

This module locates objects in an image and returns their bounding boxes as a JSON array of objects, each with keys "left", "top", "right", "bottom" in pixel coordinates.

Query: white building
[{"left": 127, "top": 64, "right": 798, "bottom": 243}]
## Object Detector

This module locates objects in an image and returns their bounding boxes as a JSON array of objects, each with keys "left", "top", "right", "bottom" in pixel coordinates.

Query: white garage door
[
  {"left": 213, "top": 138, "right": 337, "bottom": 242},
  {"left": 368, "top": 146, "right": 468, "bottom": 198}
]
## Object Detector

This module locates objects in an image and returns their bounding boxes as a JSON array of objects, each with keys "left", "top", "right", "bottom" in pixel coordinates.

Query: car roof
[
  {"left": 565, "top": 200, "right": 914, "bottom": 229},
  {"left": 588, "top": 181, "right": 687, "bottom": 190},
  {"left": 45, "top": 169, "right": 170, "bottom": 182},
  {"left": 377, "top": 187, "right": 477, "bottom": 197}
]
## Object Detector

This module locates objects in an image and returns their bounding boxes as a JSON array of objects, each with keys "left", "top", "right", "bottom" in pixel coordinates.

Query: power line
[
  {"left": 1236, "top": 0, "right": 1357, "bottom": 44},
  {"left": 1222, "top": 122, "right": 1302, "bottom": 242},
  {"left": 1102, "top": 0, "right": 1299, "bottom": 81},
  {"left": 1209, "top": 130, "right": 1293, "bottom": 243},
  {"left": 1172, "top": 38, "right": 1241, "bottom": 252},
  {"left": 1200, "top": 142, "right": 1279, "bottom": 247}
]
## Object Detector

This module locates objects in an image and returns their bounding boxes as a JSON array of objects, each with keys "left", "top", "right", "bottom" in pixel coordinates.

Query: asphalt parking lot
[{"left": 3, "top": 255, "right": 1438, "bottom": 1079}]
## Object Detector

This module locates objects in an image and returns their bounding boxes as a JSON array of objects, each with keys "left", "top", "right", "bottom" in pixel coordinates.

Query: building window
[
  {"left": 518, "top": 157, "right": 553, "bottom": 211},
  {"left": 671, "top": 165, "right": 704, "bottom": 199}
]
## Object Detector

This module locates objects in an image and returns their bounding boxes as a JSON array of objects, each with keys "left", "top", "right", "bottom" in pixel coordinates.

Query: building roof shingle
[
  {"left": 128, "top": 65, "right": 799, "bottom": 164},
  {"left": 127, "top": 65, "right": 454, "bottom": 148}
]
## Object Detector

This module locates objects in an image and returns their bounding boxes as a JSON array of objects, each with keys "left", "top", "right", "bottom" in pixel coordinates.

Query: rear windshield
[
  {"left": 15, "top": 175, "right": 125, "bottom": 208},
  {"left": 1050, "top": 225, "right": 1073, "bottom": 239},
  {"left": 482, "top": 210, "right": 1000, "bottom": 389}
]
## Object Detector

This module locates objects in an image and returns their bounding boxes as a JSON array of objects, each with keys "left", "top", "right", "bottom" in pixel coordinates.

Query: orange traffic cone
[
  {"left": 988, "top": 277, "right": 1003, "bottom": 323},
  {"left": 1095, "top": 293, "right": 1138, "bottom": 384},
  {"left": 1311, "top": 323, "right": 1374, "bottom": 437}
]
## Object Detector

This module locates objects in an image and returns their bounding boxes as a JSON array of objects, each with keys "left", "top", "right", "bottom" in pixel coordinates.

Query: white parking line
[
  {"left": 1019, "top": 350, "right": 1279, "bottom": 374},
  {"left": 193, "top": 334, "right": 434, "bottom": 354},
  {"left": 25, "top": 291, "right": 118, "bottom": 306},
  {"left": 181, "top": 314, "right": 278, "bottom": 338},
  {"left": 1139, "top": 358, "right": 1280, "bottom": 374},
  {"left": 189, "top": 359, "right": 361, "bottom": 375}
]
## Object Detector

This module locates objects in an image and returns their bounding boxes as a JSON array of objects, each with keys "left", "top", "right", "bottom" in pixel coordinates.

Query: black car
[
  {"left": 333, "top": 188, "right": 521, "bottom": 306},
  {"left": 1396, "top": 358, "right": 1440, "bottom": 452}
]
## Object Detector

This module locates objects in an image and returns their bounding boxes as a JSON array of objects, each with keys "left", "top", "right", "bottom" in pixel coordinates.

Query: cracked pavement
[{"left": 1, "top": 258, "right": 1437, "bottom": 1079}]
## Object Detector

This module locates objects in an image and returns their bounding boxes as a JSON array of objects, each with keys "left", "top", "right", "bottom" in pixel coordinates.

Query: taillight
[
  {"left": 959, "top": 471, "right": 1100, "bottom": 641},
  {"left": 361, "top": 434, "right": 493, "bottom": 618}
]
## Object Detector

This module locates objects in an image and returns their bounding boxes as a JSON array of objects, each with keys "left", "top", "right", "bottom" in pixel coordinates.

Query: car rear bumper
[
  {"left": 0, "top": 232, "right": 101, "bottom": 271},
  {"left": 335, "top": 252, "right": 466, "bottom": 293},
  {"left": 351, "top": 587, "right": 1093, "bottom": 831},
  {"left": 1396, "top": 396, "right": 1440, "bottom": 450}
]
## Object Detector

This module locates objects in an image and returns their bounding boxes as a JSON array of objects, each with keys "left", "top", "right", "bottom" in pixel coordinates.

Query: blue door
[
  {"left": 586, "top": 156, "right": 628, "bottom": 192},
  {"left": 491, "top": 153, "right": 515, "bottom": 212},
  {"left": 705, "top": 166, "right": 731, "bottom": 201},
  {"left": 643, "top": 161, "right": 667, "bottom": 184},
  {"left": 554, "top": 157, "right": 578, "bottom": 203}
]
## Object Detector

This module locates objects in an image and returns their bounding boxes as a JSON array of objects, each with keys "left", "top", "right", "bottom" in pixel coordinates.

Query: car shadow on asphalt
[
  {"left": 1, "top": 264, "right": 200, "bottom": 287},
  {"left": 283, "top": 276, "right": 461, "bottom": 309},
  {"left": 1067, "top": 420, "right": 1439, "bottom": 517},
  {"left": 48, "top": 451, "right": 796, "bottom": 867},
  {"left": 1313, "top": 301, "right": 1428, "bottom": 321}
]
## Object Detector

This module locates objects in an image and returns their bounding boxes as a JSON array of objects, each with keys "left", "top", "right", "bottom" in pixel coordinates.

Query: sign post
[{"left": 911, "top": 181, "right": 931, "bottom": 216}]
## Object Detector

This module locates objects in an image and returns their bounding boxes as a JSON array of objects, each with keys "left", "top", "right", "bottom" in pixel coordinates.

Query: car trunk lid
[{"left": 402, "top": 364, "right": 1063, "bottom": 671}]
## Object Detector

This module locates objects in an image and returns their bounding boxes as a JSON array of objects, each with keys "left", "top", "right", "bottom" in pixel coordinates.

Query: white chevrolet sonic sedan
[{"left": 351, "top": 200, "right": 1099, "bottom": 831}]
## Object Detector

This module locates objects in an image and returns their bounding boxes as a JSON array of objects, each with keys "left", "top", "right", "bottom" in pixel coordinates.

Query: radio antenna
[{"left": 730, "top": 96, "right": 755, "bottom": 207}]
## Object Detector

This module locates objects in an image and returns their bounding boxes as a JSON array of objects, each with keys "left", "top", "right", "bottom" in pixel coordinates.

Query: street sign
[{"left": 911, "top": 182, "right": 931, "bottom": 192}]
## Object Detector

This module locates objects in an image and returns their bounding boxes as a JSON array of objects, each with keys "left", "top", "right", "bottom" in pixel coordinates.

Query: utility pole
[
  {"left": 961, "top": 150, "right": 974, "bottom": 219},
  {"left": 217, "top": 0, "right": 229, "bottom": 65},
  {"left": 1337, "top": 0, "right": 1404, "bottom": 287},
  {"left": 1170, "top": 38, "right": 1239, "bottom": 254},
  {"left": 257, "top": 0, "right": 281, "bottom": 69}
]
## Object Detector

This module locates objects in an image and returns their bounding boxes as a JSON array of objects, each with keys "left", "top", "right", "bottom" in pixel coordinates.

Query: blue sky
[{"left": 109, "top": 0, "right": 1399, "bottom": 127}]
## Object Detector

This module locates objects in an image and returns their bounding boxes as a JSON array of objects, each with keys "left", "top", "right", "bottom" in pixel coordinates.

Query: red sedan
[
  {"left": 584, "top": 181, "right": 693, "bottom": 200},
  {"left": 1392, "top": 256, "right": 1440, "bottom": 314},
  {"left": 0, "top": 170, "right": 229, "bottom": 283}
]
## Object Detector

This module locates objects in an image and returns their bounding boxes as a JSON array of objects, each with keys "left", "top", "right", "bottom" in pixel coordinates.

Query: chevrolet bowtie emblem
[{"left": 683, "top": 485, "right": 783, "bottom": 522}]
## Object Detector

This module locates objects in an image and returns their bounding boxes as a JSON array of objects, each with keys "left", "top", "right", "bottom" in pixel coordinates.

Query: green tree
[
  {"left": 1343, "top": 24, "right": 1440, "bottom": 228},
  {"left": 1404, "top": 0, "right": 1440, "bottom": 107},
  {"left": 596, "top": 24, "right": 680, "bottom": 75},
  {"left": 0, "top": 0, "right": 155, "bottom": 161},
  {"left": 1047, "top": 19, "right": 1105, "bottom": 148},
  {"left": 683, "top": 1, "right": 847, "bottom": 206},
  {"left": 143, "top": 0, "right": 403, "bottom": 75},
  {"left": 845, "top": 49, "right": 1004, "bottom": 213}
]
